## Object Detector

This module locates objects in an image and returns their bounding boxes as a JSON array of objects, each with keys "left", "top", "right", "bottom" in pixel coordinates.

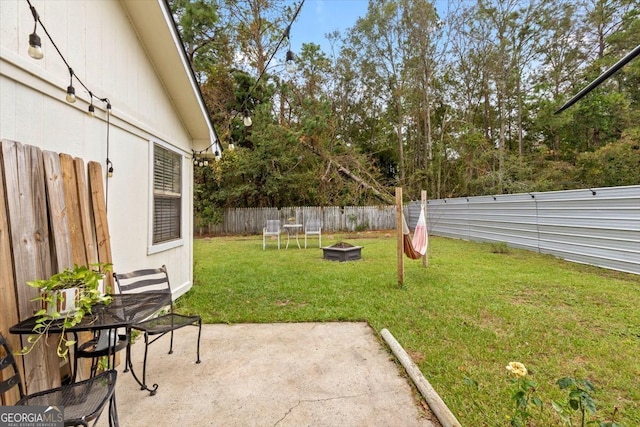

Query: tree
[{"left": 169, "top": 0, "right": 225, "bottom": 83}]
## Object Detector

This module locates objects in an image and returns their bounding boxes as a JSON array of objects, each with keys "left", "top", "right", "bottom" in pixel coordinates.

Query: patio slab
[{"left": 96, "top": 322, "right": 439, "bottom": 426}]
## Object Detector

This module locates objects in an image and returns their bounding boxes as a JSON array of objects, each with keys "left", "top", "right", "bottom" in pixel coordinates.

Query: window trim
[{"left": 148, "top": 139, "right": 186, "bottom": 254}]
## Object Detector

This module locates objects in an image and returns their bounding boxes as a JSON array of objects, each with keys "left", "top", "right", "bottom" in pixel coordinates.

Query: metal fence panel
[{"left": 425, "top": 185, "right": 640, "bottom": 274}]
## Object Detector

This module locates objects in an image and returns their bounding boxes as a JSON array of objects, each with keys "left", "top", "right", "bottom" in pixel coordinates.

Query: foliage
[
  {"left": 489, "top": 241, "right": 510, "bottom": 254},
  {"left": 20, "top": 263, "right": 113, "bottom": 359},
  {"left": 172, "top": 0, "right": 640, "bottom": 208},
  {"left": 575, "top": 134, "right": 640, "bottom": 187},
  {"left": 552, "top": 377, "right": 624, "bottom": 427},
  {"left": 466, "top": 363, "right": 625, "bottom": 427},
  {"left": 505, "top": 362, "right": 543, "bottom": 426}
]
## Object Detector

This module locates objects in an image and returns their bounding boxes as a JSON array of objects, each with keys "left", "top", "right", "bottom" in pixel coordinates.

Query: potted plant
[{"left": 19, "top": 263, "right": 113, "bottom": 359}]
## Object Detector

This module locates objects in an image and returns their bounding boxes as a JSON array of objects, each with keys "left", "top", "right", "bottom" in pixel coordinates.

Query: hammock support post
[
  {"left": 397, "top": 188, "right": 429, "bottom": 286},
  {"left": 396, "top": 187, "right": 404, "bottom": 287},
  {"left": 421, "top": 190, "right": 428, "bottom": 268}
]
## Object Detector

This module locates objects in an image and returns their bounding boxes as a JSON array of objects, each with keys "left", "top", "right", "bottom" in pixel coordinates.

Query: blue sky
[{"left": 284, "top": 0, "right": 370, "bottom": 54}]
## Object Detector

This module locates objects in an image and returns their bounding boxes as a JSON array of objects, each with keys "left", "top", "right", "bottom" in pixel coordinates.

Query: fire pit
[{"left": 322, "top": 242, "right": 363, "bottom": 262}]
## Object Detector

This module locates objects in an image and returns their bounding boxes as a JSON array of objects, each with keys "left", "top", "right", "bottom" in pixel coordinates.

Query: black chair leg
[
  {"left": 109, "top": 393, "right": 119, "bottom": 427},
  {"left": 168, "top": 329, "right": 174, "bottom": 355},
  {"left": 142, "top": 334, "right": 149, "bottom": 391},
  {"left": 123, "top": 329, "right": 131, "bottom": 373},
  {"left": 196, "top": 321, "right": 202, "bottom": 364}
]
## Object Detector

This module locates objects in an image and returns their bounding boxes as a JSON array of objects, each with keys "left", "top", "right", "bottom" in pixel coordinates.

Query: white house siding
[{"left": 0, "top": 0, "right": 201, "bottom": 297}]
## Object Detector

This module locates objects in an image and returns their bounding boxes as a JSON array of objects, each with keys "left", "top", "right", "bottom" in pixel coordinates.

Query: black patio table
[{"left": 10, "top": 292, "right": 170, "bottom": 387}]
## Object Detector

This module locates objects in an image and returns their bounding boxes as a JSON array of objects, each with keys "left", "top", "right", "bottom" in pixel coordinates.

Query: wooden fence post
[
  {"left": 422, "top": 190, "right": 428, "bottom": 268},
  {"left": 396, "top": 187, "right": 404, "bottom": 287}
]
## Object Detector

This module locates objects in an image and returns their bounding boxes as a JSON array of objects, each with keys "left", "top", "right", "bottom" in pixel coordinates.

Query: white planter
[{"left": 45, "top": 287, "right": 79, "bottom": 316}]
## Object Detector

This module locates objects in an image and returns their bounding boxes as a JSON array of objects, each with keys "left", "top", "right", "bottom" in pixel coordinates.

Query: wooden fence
[
  {"left": 199, "top": 205, "right": 398, "bottom": 235},
  {"left": 1, "top": 140, "right": 113, "bottom": 400}
]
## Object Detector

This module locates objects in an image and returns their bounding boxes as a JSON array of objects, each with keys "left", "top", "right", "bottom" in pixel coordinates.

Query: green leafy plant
[
  {"left": 19, "top": 263, "right": 113, "bottom": 359},
  {"left": 490, "top": 241, "right": 510, "bottom": 254},
  {"left": 506, "top": 362, "right": 543, "bottom": 427},
  {"left": 552, "top": 377, "right": 624, "bottom": 427}
]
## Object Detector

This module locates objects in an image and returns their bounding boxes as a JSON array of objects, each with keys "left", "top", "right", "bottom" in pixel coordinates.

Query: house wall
[{"left": 0, "top": 0, "right": 195, "bottom": 296}]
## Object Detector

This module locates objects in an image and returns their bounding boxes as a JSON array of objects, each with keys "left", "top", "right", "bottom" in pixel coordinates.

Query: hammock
[{"left": 402, "top": 205, "right": 428, "bottom": 260}]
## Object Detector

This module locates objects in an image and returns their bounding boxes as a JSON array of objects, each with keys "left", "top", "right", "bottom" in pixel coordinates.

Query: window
[{"left": 153, "top": 144, "right": 182, "bottom": 244}]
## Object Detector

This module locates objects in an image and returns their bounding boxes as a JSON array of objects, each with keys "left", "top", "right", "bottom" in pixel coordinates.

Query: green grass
[{"left": 179, "top": 232, "right": 640, "bottom": 426}]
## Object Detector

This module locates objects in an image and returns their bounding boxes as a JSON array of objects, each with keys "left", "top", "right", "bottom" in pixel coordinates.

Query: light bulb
[
  {"left": 107, "top": 166, "right": 114, "bottom": 178},
  {"left": 88, "top": 104, "right": 95, "bottom": 117},
  {"left": 66, "top": 86, "right": 76, "bottom": 103},
  {"left": 28, "top": 33, "right": 43, "bottom": 59},
  {"left": 199, "top": 161, "right": 204, "bottom": 167},
  {"left": 228, "top": 143, "right": 235, "bottom": 151},
  {"left": 243, "top": 115, "right": 252, "bottom": 127},
  {"left": 203, "top": 160, "right": 209, "bottom": 166},
  {"left": 285, "top": 50, "right": 296, "bottom": 73},
  {"left": 193, "top": 158, "right": 198, "bottom": 165}
]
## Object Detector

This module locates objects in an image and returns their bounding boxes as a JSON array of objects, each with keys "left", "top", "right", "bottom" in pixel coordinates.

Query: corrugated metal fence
[
  {"left": 199, "top": 185, "right": 639, "bottom": 274},
  {"left": 419, "top": 185, "right": 640, "bottom": 275}
]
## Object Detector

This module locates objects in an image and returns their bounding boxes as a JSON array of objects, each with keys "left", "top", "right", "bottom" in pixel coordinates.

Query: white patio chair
[
  {"left": 304, "top": 219, "right": 322, "bottom": 248},
  {"left": 263, "top": 220, "right": 281, "bottom": 249}
]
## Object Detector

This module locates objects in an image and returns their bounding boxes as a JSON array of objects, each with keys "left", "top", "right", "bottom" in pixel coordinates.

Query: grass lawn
[{"left": 180, "top": 232, "right": 640, "bottom": 426}]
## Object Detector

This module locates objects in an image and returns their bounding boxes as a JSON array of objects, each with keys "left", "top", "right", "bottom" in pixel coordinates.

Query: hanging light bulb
[
  {"left": 107, "top": 159, "right": 114, "bottom": 178},
  {"left": 243, "top": 110, "right": 252, "bottom": 127},
  {"left": 285, "top": 50, "right": 297, "bottom": 73},
  {"left": 27, "top": 6, "right": 43, "bottom": 59},
  {"left": 228, "top": 142, "right": 235, "bottom": 151},
  {"left": 193, "top": 157, "right": 198, "bottom": 165},
  {"left": 66, "top": 86, "right": 76, "bottom": 103},
  {"left": 87, "top": 92, "right": 96, "bottom": 117},
  {"left": 215, "top": 151, "right": 221, "bottom": 162},
  {"left": 203, "top": 159, "right": 209, "bottom": 166},
  {"left": 88, "top": 94, "right": 95, "bottom": 117},
  {"left": 65, "top": 68, "right": 76, "bottom": 103},
  {"left": 28, "top": 32, "right": 43, "bottom": 59}
]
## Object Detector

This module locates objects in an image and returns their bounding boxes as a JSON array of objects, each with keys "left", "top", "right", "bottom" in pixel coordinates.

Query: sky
[{"left": 284, "top": 0, "right": 370, "bottom": 54}]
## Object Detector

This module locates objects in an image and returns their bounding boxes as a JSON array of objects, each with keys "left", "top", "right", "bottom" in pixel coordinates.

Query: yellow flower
[{"left": 506, "top": 361, "right": 528, "bottom": 378}]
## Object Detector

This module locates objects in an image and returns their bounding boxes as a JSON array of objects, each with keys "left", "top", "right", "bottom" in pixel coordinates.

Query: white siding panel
[
  {"left": 1, "top": 0, "right": 199, "bottom": 295},
  {"left": 0, "top": 0, "right": 19, "bottom": 52},
  {"left": 0, "top": 78, "right": 16, "bottom": 138}
]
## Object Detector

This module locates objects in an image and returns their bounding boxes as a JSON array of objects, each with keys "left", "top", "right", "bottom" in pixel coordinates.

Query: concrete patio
[{"left": 96, "top": 322, "right": 440, "bottom": 426}]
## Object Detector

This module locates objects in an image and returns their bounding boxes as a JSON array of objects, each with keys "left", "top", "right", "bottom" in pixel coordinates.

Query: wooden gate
[{"left": 0, "top": 139, "right": 113, "bottom": 402}]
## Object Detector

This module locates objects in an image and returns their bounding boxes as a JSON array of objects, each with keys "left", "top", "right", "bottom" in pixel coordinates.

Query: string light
[
  {"left": 25, "top": 1, "right": 111, "bottom": 113},
  {"left": 27, "top": 4, "right": 43, "bottom": 59},
  {"left": 243, "top": 109, "right": 252, "bottom": 127},
  {"left": 189, "top": 1, "right": 304, "bottom": 167},
  {"left": 87, "top": 92, "right": 95, "bottom": 117},
  {"left": 106, "top": 159, "right": 114, "bottom": 178},
  {"left": 65, "top": 67, "right": 76, "bottom": 103},
  {"left": 230, "top": 0, "right": 305, "bottom": 131},
  {"left": 285, "top": 50, "right": 296, "bottom": 73}
]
